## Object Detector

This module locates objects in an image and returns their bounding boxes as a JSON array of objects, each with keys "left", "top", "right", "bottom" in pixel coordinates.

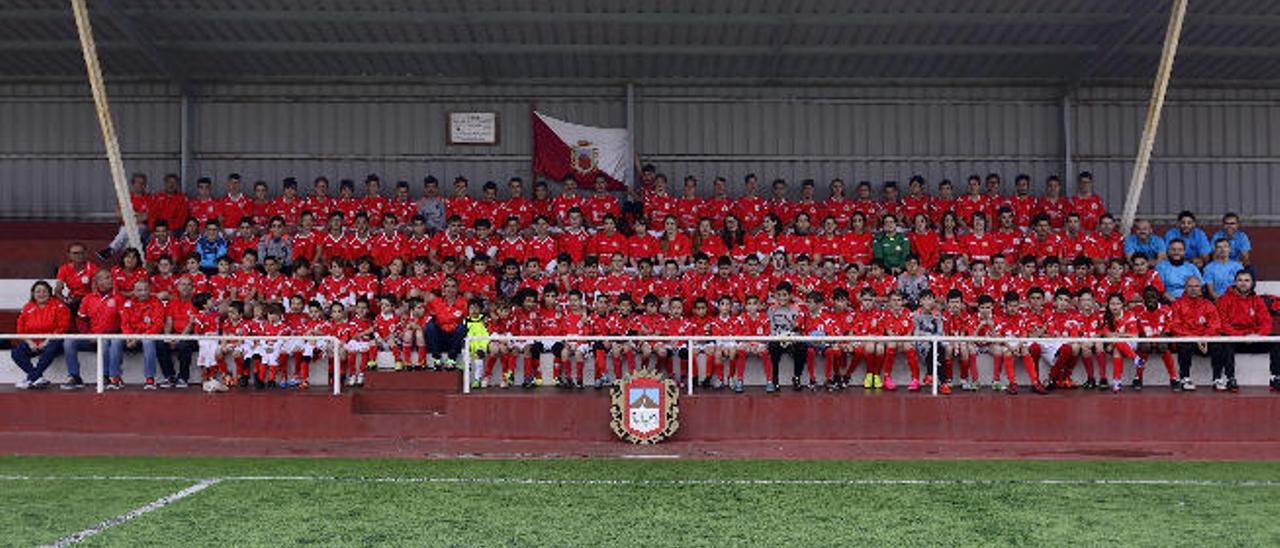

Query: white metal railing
[
  {"left": 3, "top": 334, "right": 343, "bottom": 395},
  {"left": 464, "top": 334, "right": 1280, "bottom": 396}
]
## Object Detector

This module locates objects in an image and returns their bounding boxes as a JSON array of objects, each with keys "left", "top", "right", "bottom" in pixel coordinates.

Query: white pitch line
[
  {"left": 41, "top": 479, "right": 220, "bottom": 548},
  {"left": 3, "top": 475, "right": 1280, "bottom": 487}
]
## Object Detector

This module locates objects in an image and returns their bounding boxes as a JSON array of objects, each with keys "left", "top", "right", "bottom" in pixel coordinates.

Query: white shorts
[
  {"left": 717, "top": 341, "right": 739, "bottom": 350},
  {"left": 197, "top": 340, "right": 220, "bottom": 368},
  {"left": 280, "top": 339, "right": 315, "bottom": 356},
  {"left": 1040, "top": 340, "right": 1068, "bottom": 361},
  {"left": 259, "top": 341, "right": 282, "bottom": 366},
  {"left": 344, "top": 340, "right": 372, "bottom": 353},
  {"left": 573, "top": 343, "right": 591, "bottom": 355},
  {"left": 237, "top": 341, "right": 259, "bottom": 357}
]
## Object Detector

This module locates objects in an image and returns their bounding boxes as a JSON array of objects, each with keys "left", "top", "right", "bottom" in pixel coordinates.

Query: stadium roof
[{"left": 3, "top": 0, "right": 1280, "bottom": 85}]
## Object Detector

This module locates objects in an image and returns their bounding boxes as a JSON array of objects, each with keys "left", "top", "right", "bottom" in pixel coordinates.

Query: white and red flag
[{"left": 531, "top": 111, "right": 630, "bottom": 191}]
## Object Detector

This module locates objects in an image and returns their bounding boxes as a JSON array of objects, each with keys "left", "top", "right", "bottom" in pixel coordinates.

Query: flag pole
[
  {"left": 529, "top": 102, "right": 538, "bottom": 194},
  {"left": 71, "top": 0, "right": 142, "bottom": 253}
]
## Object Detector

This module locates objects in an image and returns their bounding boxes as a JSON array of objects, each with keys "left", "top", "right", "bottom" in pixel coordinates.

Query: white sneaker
[
  {"left": 14, "top": 379, "right": 31, "bottom": 390},
  {"left": 32, "top": 378, "right": 51, "bottom": 388},
  {"left": 1181, "top": 378, "right": 1197, "bottom": 391},
  {"left": 480, "top": 377, "right": 490, "bottom": 388},
  {"left": 355, "top": 373, "right": 365, "bottom": 386},
  {"left": 1213, "top": 378, "right": 1227, "bottom": 391},
  {"left": 202, "top": 379, "right": 229, "bottom": 393}
]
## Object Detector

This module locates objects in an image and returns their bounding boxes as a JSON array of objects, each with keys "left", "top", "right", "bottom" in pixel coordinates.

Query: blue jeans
[
  {"left": 65, "top": 338, "right": 119, "bottom": 378},
  {"left": 10, "top": 341, "right": 64, "bottom": 382},
  {"left": 426, "top": 323, "right": 467, "bottom": 360},
  {"left": 108, "top": 339, "right": 157, "bottom": 379}
]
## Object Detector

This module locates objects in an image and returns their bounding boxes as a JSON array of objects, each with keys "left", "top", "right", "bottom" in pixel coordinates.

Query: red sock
[
  {"left": 625, "top": 351, "right": 636, "bottom": 375},
  {"left": 1136, "top": 353, "right": 1149, "bottom": 380},
  {"left": 806, "top": 347, "right": 817, "bottom": 381},
  {"left": 735, "top": 353, "right": 747, "bottom": 381},
  {"left": 235, "top": 357, "right": 247, "bottom": 378},
  {"left": 523, "top": 354, "right": 535, "bottom": 379},
  {"left": 574, "top": 357, "right": 584, "bottom": 381},
  {"left": 993, "top": 355, "right": 1005, "bottom": 383},
  {"left": 1095, "top": 352, "right": 1109, "bottom": 378},
  {"left": 882, "top": 349, "right": 895, "bottom": 377},
  {"left": 391, "top": 345, "right": 402, "bottom": 364},
  {"left": 416, "top": 344, "right": 427, "bottom": 365},
  {"left": 504, "top": 354, "right": 516, "bottom": 376},
  {"left": 1022, "top": 355, "right": 1040, "bottom": 384},
  {"left": 1029, "top": 344, "right": 1042, "bottom": 365},
  {"left": 594, "top": 349, "right": 607, "bottom": 379},
  {"left": 965, "top": 355, "right": 977, "bottom": 381},
  {"left": 553, "top": 358, "right": 563, "bottom": 379},
  {"left": 905, "top": 348, "right": 920, "bottom": 380},
  {"left": 1002, "top": 355, "right": 1015, "bottom": 384},
  {"left": 762, "top": 352, "right": 774, "bottom": 380},
  {"left": 822, "top": 348, "right": 836, "bottom": 380},
  {"left": 1161, "top": 351, "right": 1176, "bottom": 379},
  {"left": 942, "top": 356, "right": 953, "bottom": 380},
  {"left": 1112, "top": 356, "right": 1124, "bottom": 380},
  {"left": 1081, "top": 354, "right": 1095, "bottom": 380},
  {"left": 850, "top": 348, "right": 865, "bottom": 377}
]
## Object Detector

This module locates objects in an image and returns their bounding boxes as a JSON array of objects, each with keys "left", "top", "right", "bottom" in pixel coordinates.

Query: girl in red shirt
[{"left": 1102, "top": 292, "right": 1145, "bottom": 393}]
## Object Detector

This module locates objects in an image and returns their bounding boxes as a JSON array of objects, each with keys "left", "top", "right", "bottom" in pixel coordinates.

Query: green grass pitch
[{"left": 2, "top": 456, "right": 1279, "bottom": 546}]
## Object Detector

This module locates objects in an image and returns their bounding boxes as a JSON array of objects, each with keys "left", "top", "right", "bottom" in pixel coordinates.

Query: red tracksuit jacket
[{"left": 1215, "top": 290, "right": 1271, "bottom": 336}]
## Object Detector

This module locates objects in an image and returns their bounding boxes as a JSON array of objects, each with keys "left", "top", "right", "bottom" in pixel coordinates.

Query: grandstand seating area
[{"left": 4, "top": 170, "right": 1279, "bottom": 393}]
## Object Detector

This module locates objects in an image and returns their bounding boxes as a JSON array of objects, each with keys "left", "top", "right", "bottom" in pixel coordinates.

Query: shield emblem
[
  {"left": 610, "top": 369, "right": 679, "bottom": 444},
  {"left": 571, "top": 140, "right": 598, "bottom": 175}
]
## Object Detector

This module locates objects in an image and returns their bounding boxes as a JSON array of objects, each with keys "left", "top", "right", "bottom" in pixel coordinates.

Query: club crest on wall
[{"left": 610, "top": 369, "right": 679, "bottom": 444}]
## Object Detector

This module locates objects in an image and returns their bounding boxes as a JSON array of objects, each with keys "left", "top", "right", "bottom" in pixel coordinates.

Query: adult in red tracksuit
[
  {"left": 11, "top": 281, "right": 70, "bottom": 389},
  {"left": 1212, "top": 270, "right": 1279, "bottom": 392},
  {"left": 1168, "top": 276, "right": 1221, "bottom": 390},
  {"left": 114, "top": 279, "right": 167, "bottom": 389},
  {"left": 425, "top": 276, "right": 469, "bottom": 367}
]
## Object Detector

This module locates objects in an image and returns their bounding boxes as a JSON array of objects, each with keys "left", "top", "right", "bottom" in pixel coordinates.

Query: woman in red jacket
[
  {"left": 11, "top": 281, "right": 70, "bottom": 389},
  {"left": 1212, "top": 270, "right": 1279, "bottom": 392}
]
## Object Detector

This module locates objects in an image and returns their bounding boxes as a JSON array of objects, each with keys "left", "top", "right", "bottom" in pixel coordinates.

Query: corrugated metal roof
[{"left": 2, "top": 0, "right": 1279, "bottom": 83}]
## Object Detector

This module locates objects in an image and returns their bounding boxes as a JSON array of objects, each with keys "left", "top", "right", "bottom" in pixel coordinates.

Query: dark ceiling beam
[
  {"left": 8, "top": 39, "right": 1280, "bottom": 59},
  {"left": 3, "top": 8, "right": 1130, "bottom": 26},
  {"left": 1065, "top": 0, "right": 1166, "bottom": 92}
]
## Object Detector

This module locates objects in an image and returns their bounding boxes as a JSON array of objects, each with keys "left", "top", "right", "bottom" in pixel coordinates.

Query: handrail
[
  {"left": 1, "top": 333, "right": 343, "bottom": 395},
  {"left": 464, "top": 334, "right": 1280, "bottom": 396}
]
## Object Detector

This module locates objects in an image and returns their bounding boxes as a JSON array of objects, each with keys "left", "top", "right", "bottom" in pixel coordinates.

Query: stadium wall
[{"left": 2, "top": 81, "right": 1279, "bottom": 221}]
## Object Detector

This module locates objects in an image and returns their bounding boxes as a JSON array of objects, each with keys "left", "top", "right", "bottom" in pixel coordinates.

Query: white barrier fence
[
  {"left": 2, "top": 334, "right": 343, "bottom": 395},
  {"left": 463, "top": 334, "right": 1280, "bottom": 396}
]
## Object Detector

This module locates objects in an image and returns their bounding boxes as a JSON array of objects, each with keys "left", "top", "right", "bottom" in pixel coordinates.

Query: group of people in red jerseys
[{"left": 11, "top": 167, "right": 1280, "bottom": 395}]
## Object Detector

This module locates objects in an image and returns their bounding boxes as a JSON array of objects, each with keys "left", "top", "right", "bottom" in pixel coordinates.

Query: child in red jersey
[
  {"left": 560, "top": 291, "right": 590, "bottom": 389},
  {"left": 288, "top": 300, "right": 328, "bottom": 390},
  {"left": 318, "top": 258, "right": 356, "bottom": 307},
  {"left": 373, "top": 295, "right": 408, "bottom": 371},
  {"left": 478, "top": 300, "right": 512, "bottom": 389},
  {"left": 877, "top": 291, "right": 922, "bottom": 391},
  {"left": 606, "top": 296, "right": 639, "bottom": 381},
  {"left": 852, "top": 287, "right": 883, "bottom": 389},
  {"left": 635, "top": 294, "right": 668, "bottom": 373},
  {"left": 804, "top": 291, "right": 843, "bottom": 391},
  {"left": 508, "top": 289, "right": 542, "bottom": 388},
  {"left": 688, "top": 298, "right": 719, "bottom": 388},
  {"left": 586, "top": 297, "right": 615, "bottom": 389},
  {"left": 403, "top": 298, "right": 429, "bottom": 371},
  {"left": 351, "top": 257, "right": 381, "bottom": 303},
  {"left": 942, "top": 290, "right": 978, "bottom": 391},
  {"left": 971, "top": 295, "right": 999, "bottom": 389},
  {"left": 1042, "top": 288, "right": 1084, "bottom": 388},
  {"left": 661, "top": 297, "right": 695, "bottom": 386},
  {"left": 220, "top": 301, "right": 254, "bottom": 388},
  {"left": 192, "top": 294, "right": 225, "bottom": 390},
  {"left": 992, "top": 292, "right": 1048, "bottom": 395},
  {"left": 1102, "top": 292, "right": 1145, "bottom": 393},
  {"left": 348, "top": 299, "right": 376, "bottom": 386},
  {"left": 1072, "top": 289, "right": 1108, "bottom": 389},
  {"left": 710, "top": 296, "right": 740, "bottom": 390},
  {"left": 256, "top": 303, "right": 290, "bottom": 388},
  {"left": 1134, "top": 286, "right": 1179, "bottom": 391},
  {"left": 731, "top": 295, "right": 771, "bottom": 393}
]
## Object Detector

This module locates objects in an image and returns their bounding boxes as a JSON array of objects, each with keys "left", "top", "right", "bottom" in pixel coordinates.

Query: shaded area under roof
[{"left": 2, "top": 0, "right": 1280, "bottom": 85}]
